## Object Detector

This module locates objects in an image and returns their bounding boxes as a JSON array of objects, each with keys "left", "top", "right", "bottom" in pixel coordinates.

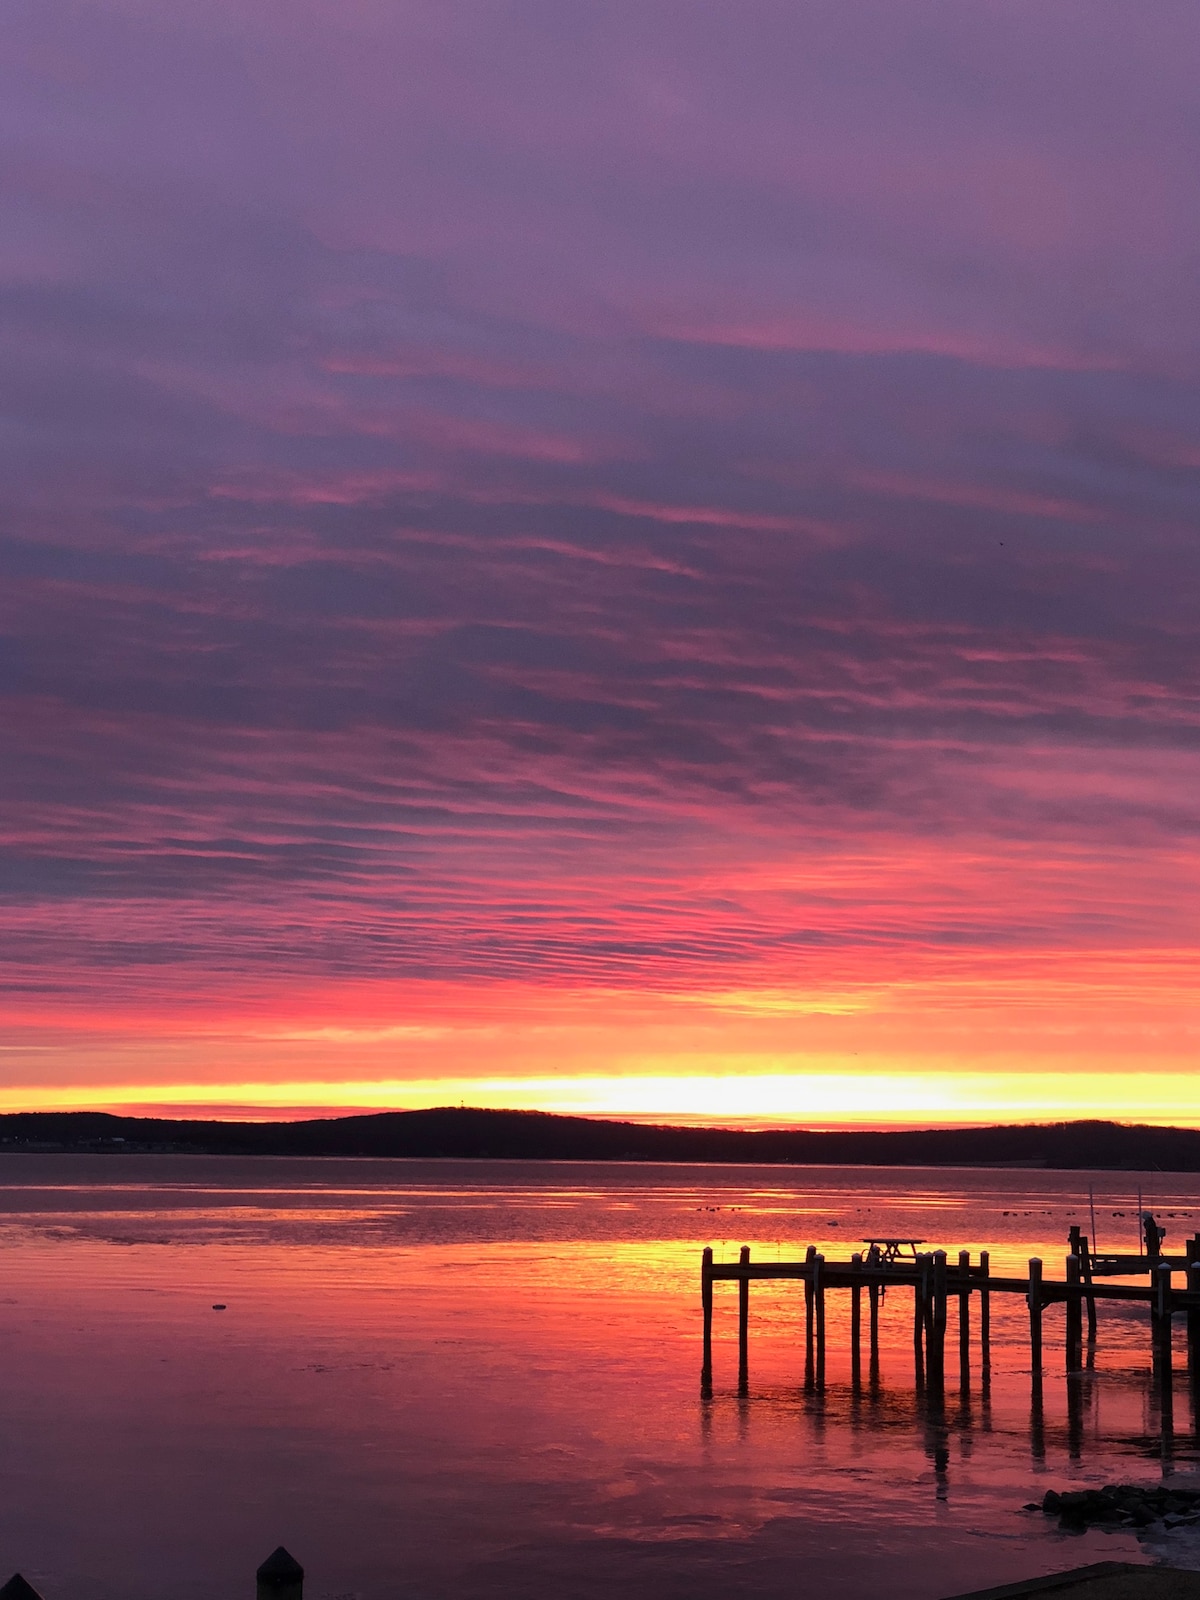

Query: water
[{"left": 1, "top": 1156, "right": 1198, "bottom": 1600}]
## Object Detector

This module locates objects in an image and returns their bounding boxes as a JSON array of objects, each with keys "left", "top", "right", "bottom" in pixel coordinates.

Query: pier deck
[{"left": 700, "top": 1219, "right": 1200, "bottom": 1393}]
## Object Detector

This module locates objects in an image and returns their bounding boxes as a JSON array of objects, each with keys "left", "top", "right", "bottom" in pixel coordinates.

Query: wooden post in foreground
[
  {"left": 257, "top": 1549, "right": 304, "bottom": 1600},
  {"left": 1028, "top": 1258, "right": 1043, "bottom": 1373},
  {"left": 737, "top": 1245, "right": 750, "bottom": 1391},
  {"left": 701, "top": 1247, "right": 714, "bottom": 1389},
  {"left": 850, "top": 1252, "right": 863, "bottom": 1387},
  {"left": 957, "top": 1249, "right": 971, "bottom": 1390},
  {"left": 0, "top": 1576, "right": 46, "bottom": 1600},
  {"left": 867, "top": 1245, "right": 881, "bottom": 1385},
  {"left": 814, "top": 1251, "right": 827, "bottom": 1386}
]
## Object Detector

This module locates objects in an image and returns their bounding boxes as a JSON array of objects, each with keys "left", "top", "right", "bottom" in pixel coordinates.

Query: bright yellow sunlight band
[{"left": 4, "top": 1073, "right": 1199, "bottom": 1126}]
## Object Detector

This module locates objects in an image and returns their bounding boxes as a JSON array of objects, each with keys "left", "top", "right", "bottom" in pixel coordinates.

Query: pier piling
[
  {"left": 803, "top": 1244, "right": 816, "bottom": 1387},
  {"left": 1069, "top": 1225, "right": 1097, "bottom": 1342},
  {"left": 850, "top": 1252, "right": 863, "bottom": 1387},
  {"left": 1065, "top": 1253, "right": 1082, "bottom": 1369},
  {"left": 701, "top": 1246, "right": 714, "bottom": 1388},
  {"left": 737, "top": 1245, "right": 750, "bottom": 1391},
  {"left": 1028, "top": 1257, "right": 1044, "bottom": 1373},
  {"left": 957, "top": 1249, "right": 971, "bottom": 1389},
  {"left": 1155, "top": 1260, "right": 1173, "bottom": 1375},
  {"left": 814, "top": 1251, "right": 827, "bottom": 1386},
  {"left": 931, "top": 1250, "right": 948, "bottom": 1387},
  {"left": 979, "top": 1250, "right": 991, "bottom": 1373}
]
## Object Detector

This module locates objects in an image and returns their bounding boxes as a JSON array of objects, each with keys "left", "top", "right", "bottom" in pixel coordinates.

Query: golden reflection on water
[{"left": 0, "top": 1157, "right": 1198, "bottom": 1600}]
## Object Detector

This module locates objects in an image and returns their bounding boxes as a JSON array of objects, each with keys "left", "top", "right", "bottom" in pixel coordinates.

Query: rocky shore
[{"left": 1035, "top": 1485, "right": 1200, "bottom": 1531}]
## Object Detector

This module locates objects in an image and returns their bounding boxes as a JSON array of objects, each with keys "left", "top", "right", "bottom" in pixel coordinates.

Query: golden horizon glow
[{"left": 4, "top": 1070, "right": 1200, "bottom": 1129}]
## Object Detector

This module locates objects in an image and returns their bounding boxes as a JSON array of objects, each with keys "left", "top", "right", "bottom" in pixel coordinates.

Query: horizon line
[{"left": 0, "top": 1104, "right": 1191, "bottom": 1136}]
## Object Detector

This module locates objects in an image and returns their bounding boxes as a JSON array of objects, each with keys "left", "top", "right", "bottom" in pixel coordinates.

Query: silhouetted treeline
[{"left": 2, "top": 1108, "right": 1200, "bottom": 1170}]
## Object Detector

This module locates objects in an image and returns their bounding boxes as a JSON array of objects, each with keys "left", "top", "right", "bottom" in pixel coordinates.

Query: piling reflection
[
  {"left": 708, "top": 1348, "right": 1198, "bottom": 1499},
  {"left": 706, "top": 1244, "right": 1200, "bottom": 1494},
  {"left": 702, "top": 1211, "right": 1200, "bottom": 1500}
]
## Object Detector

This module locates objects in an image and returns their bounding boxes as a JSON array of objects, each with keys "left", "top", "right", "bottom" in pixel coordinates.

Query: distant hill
[{"left": 2, "top": 1107, "right": 1200, "bottom": 1170}]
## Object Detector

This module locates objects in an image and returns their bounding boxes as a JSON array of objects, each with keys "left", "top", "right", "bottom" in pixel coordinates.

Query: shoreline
[{"left": 3, "top": 1107, "right": 1200, "bottom": 1172}]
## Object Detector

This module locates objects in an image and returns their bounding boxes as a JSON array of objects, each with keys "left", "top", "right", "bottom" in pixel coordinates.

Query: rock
[{"left": 1033, "top": 1482, "right": 1200, "bottom": 1530}]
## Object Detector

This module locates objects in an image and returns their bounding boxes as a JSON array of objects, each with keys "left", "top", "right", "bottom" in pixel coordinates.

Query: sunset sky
[{"left": 3, "top": 2, "right": 1200, "bottom": 1125}]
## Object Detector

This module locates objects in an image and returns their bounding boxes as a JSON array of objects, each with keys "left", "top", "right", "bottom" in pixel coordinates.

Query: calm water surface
[{"left": 2, "top": 1156, "right": 1200, "bottom": 1600}]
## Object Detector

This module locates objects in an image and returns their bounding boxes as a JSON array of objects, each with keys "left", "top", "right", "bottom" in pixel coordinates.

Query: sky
[{"left": 3, "top": 1, "right": 1200, "bottom": 1126}]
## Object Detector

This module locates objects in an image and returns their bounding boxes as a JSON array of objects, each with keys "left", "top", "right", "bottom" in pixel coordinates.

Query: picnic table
[{"left": 862, "top": 1238, "right": 926, "bottom": 1264}]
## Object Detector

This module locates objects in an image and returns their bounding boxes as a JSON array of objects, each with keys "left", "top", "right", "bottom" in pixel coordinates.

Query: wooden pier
[{"left": 700, "top": 1221, "right": 1200, "bottom": 1395}]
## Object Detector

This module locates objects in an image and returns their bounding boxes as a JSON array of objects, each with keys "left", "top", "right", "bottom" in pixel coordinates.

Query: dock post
[
  {"left": 868, "top": 1245, "right": 881, "bottom": 1388},
  {"left": 1082, "top": 1239, "right": 1097, "bottom": 1343},
  {"left": 931, "top": 1250, "right": 948, "bottom": 1388},
  {"left": 737, "top": 1245, "right": 750, "bottom": 1392},
  {"left": 701, "top": 1247, "right": 714, "bottom": 1390},
  {"left": 1188, "top": 1258, "right": 1200, "bottom": 1439},
  {"left": 913, "top": 1253, "right": 927, "bottom": 1387},
  {"left": 814, "top": 1251, "right": 827, "bottom": 1387},
  {"left": 957, "top": 1249, "right": 971, "bottom": 1392},
  {"left": 979, "top": 1250, "right": 991, "bottom": 1374},
  {"left": 928, "top": 1248, "right": 940, "bottom": 1350},
  {"left": 1065, "top": 1253, "right": 1082, "bottom": 1370},
  {"left": 1069, "top": 1224, "right": 1097, "bottom": 1342},
  {"left": 257, "top": 1549, "right": 304, "bottom": 1600},
  {"left": 1186, "top": 1239, "right": 1200, "bottom": 1376},
  {"left": 804, "top": 1244, "right": 816, "bottom": 1388},
  {"left": 1028, "top": 1258, "right": 1043, "bottom": 1374},
  {"left": 1155, "top": 1259, "right": 1173, "bottom": 1374},
  {"left": 850, "top": 1252, "right": 863, "bottom": 1389}
]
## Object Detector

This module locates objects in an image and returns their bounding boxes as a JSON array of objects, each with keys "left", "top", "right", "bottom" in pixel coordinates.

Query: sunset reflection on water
[{"left": 0, "top": 1157, "right": 1198, "bottom": 1600}]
